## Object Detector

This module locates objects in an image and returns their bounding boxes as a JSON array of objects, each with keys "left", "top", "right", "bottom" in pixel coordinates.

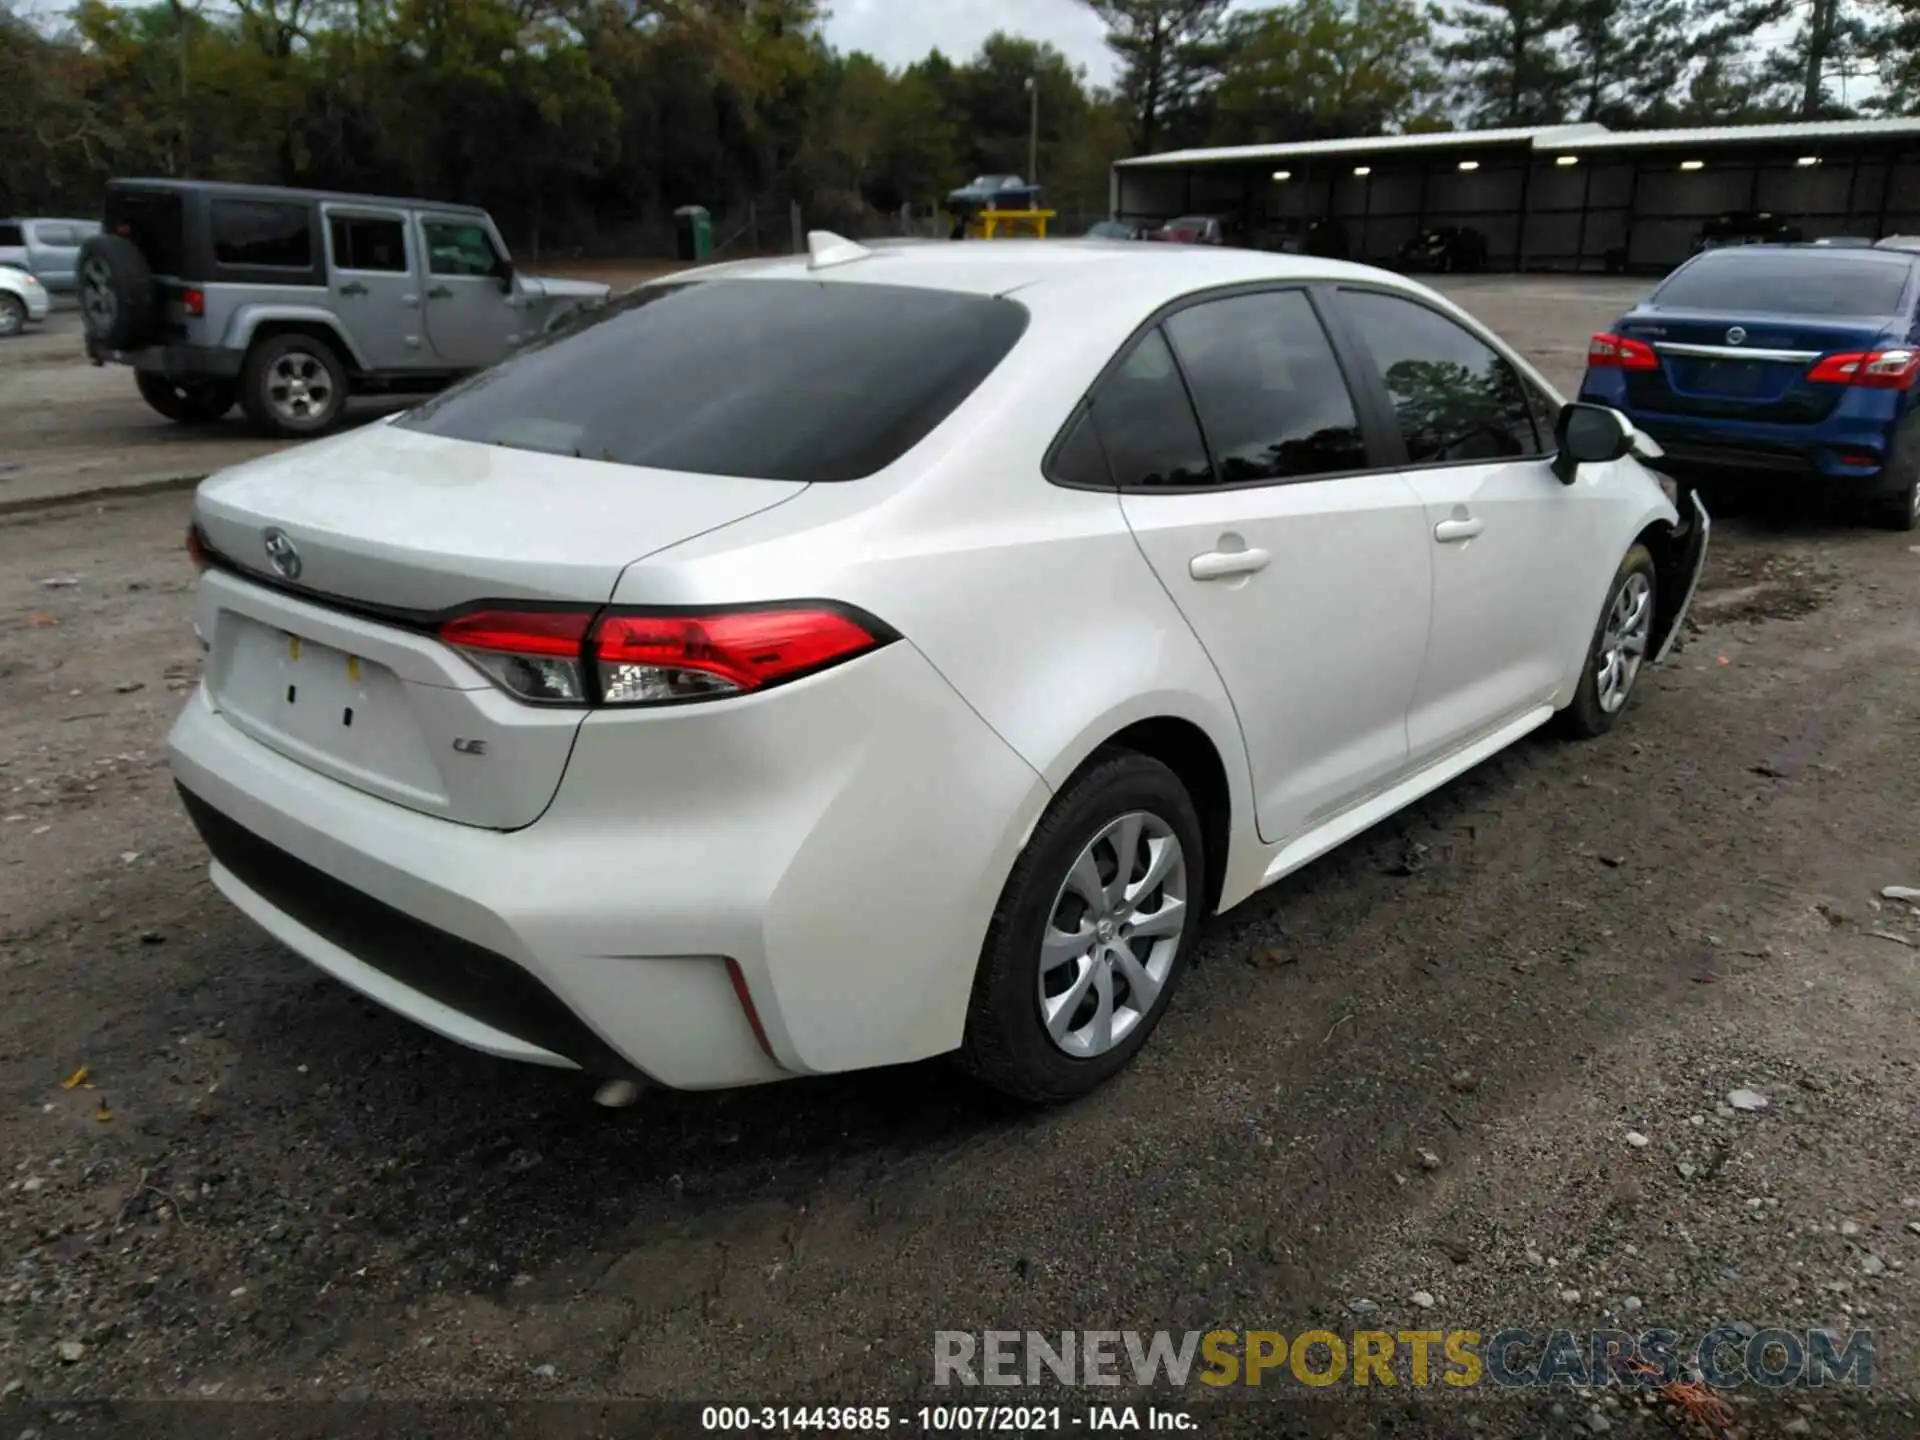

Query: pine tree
[{"left": 1429, "top": 0, "right": 1579, "bottom": 126}]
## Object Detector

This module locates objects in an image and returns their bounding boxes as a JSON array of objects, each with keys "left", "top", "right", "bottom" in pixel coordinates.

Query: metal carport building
[{"left": 1110, "top": 118, "right": 1920, "bottom": 272}]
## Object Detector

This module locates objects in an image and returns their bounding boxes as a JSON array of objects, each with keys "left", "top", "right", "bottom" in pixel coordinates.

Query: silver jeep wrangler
[{"left": 80, "top": 179, "right": 611, "bottom": 438}]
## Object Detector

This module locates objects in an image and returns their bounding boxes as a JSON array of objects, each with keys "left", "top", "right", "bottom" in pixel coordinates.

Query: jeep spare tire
[{"left": 77, "top": 234, "right": 157, "bottom": 350}]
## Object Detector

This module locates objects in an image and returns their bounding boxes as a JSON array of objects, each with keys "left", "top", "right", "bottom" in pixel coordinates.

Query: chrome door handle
[
  {"left": 338, "top": 281, "right": 368, "bottom": 297},
  {"left": 1189, "top": 547, "right": 1271, "bottom": 580},
  {"left": 1434, "top": 517, "right": 1485, "bottom": 543}
]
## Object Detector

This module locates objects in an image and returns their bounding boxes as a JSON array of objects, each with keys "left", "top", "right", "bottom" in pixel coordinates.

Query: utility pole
[{"left": 1025, "top": 75, "right": 1039, "bottom": 185}]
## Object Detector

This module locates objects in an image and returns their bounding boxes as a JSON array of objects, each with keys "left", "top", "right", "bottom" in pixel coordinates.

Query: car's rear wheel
[
  {"left": 1557, "top": 544, "right": 1657, "bottom": 739},
  {"left": 959, "top": 749, "right": 1205, "bottom": 1104},
  {"left": 0, "top": 293, "right": 25, "bottom": 338},
  {"left": 135, "top": 372, "right": 236, "bottom": 425},
  {"left": 1881, "top": 479, "right": 1920, "bottom": 533},
  {"left": 241, "top": 333, "right": 348, "bottom": 437}
]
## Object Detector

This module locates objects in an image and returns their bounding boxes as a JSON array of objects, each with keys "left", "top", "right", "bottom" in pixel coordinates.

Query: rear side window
[
  {"left": 0, "top": 223, "right": 22, "bottom": 247},
  {"left": 1338, "top": 289, "right": 1542, "bottom": 463},
  {"left": 1655, "top": 251, "right": 1912, "bottom": 315},
  {"left": 212, "top": 200, "right": 312, "bottom": 269},
  {"left": 104, "top": 189, "right": 186, "bottom": 275},
  {"left": 1086, "top": 329, "right": 1214, "bottom": 488},
  {"left": 330, "top": 215, "right": 407, "bottom": 272},
  {"left": 1166, "top": 291, "right": 1367, "bottom": 483},
  {"left": 400, "top": 279, "right": 1030, "bottom": 483},
  {"left": 31, "top": 224, "right": 78, "bottom": 247}
]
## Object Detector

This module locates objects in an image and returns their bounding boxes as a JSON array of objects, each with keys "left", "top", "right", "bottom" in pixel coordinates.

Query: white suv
[{"left": 169, "top": 235, "right": 1707, "bottom": 1103}]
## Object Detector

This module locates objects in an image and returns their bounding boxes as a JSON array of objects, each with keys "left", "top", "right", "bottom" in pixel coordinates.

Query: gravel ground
[{"left": 2, "top": 277, "right": 1918, "bottom": 1439}]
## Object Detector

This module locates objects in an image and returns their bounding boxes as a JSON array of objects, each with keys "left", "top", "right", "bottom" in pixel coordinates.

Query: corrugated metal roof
[
  {"left": 1117, "top": 117, "right": 1920, "bottom": 169},
  {"left": 1548, "top": 117, "right": 1920, "bottom": 150},
  {"left": 1114, "top": 123, "right": 1607, "bottom": 168}
]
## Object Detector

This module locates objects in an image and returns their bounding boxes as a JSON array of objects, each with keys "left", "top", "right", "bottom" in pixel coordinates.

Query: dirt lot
[{"left": 3, "top": 276, "right": 1919, "bottom": 1438}]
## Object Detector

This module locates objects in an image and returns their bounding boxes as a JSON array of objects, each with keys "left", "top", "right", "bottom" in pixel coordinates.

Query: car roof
[
  {"left": 0, "top": 216, "right": 99, "bottom": 226},
  {"left": 106, "top": 178, "right": 490, "bottom": 218},
  {"left": 676, "top": 239, "right": 1389, "bottom": 308}
]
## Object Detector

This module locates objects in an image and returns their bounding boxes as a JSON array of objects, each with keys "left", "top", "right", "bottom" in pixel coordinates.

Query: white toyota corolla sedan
[{"left": 168, "top": 235, "right": 1708, "bottom": 1103}]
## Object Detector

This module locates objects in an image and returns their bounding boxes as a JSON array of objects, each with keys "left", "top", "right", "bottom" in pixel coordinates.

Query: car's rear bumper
[
  {"left": 167, "top": 641, "right": 1048, "bottom": 1089},
  {"left": 1580, "top": 387, "right": 1909, "bottom": 497},
  {"left": 86, "top": 336, "right": 242, "bottom": 379}
]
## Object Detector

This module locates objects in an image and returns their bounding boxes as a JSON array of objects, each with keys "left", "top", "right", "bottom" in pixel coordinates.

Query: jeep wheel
[
  {"left": 136, "top": 372, "right": 236, "bottom": 425},
  {"left": 76, "top": 234, "right": 156, "bottom": 350},
  {"left": 241, "top": 334, "right": 348, "bottom": 437}
]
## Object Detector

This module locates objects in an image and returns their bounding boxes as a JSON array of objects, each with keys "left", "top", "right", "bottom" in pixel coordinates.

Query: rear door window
[
  {"left": 329, "top": 215, "right": 408, "bottom": 272},
  {"left": 1165, "top": 290, "right": 1368, "bottom": 483},
  {"left": 1655, "top": 251, "right": 1913, "bottom": 315},
  {"left": 104, "top": 189, "right": 186, "bottom": 275},
  {"left": 30, "top": 224, "right": 78, "bottom": 247},
  {"left": 1336, "top": 288, "right": 1544, "bottom": 463},
  {"left": 0, "top": 223, "right": 22, "bottom": 247},
  {"left": 400, "top": 279, "right": 1030, "bottom": 483},
  {"left": 1085, "top": 328, "right": 1214, "bottom": 489},
  {"left": 212, "top": 199, "right": 313, "bottom": 269}
]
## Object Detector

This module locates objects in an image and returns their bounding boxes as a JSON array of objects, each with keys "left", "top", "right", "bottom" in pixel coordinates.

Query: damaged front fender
[{"left": 1648, "top": 486, "right": 1711, "bottom": 664}]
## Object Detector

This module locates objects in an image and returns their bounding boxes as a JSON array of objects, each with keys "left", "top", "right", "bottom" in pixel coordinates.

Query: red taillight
[
  {"left": 181, "top": 287, "right": 205, "bottom": 317},
  {"left": 185, "top": 524, "right": 208, "bottom": 571},
  {"left": 591, "top": 607, "right": 883, "bottom": 704},
  {"left": 438, "top": 608, "right": 593, "bottom": 705},
  {"left": 1806, "top": 348, "right": 1920, "bottom": 389},
  {"left": 1588, "top": 332, "right": 1658, "bottom": 371},
  {"left": 436, "top": 604, "right": 886, "bottom": 706}
]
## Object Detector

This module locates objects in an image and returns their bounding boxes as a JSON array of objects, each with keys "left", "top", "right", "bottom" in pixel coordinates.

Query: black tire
[
  {"left": 135, "top": 371, "right": 236, "bottom": 425},
  {"left": 1872, "top": 430, "right": 1920, "bottom": 532},
  {"left": 0, "top": 293, "right": 25, "bottom": 339},
  {"left": 1556, "top": 544, "right": 1657, "bottom": 740},
  {"left": 1877, "top": 479, "right": 1920, "bottom": 532},
  {"left": 240, "top": 332, "right": 348, "bottom": 437},
  {"left": 958, "top": 749, "right": 1206, "bottom": 1104},
  {"left": 76, "top": 234, "right": 156, "bottom": 349}
]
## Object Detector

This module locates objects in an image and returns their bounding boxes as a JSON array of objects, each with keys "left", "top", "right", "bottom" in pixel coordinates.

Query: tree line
[{"left": 1, "top": 0, "right": 1913, "bottom": 255}]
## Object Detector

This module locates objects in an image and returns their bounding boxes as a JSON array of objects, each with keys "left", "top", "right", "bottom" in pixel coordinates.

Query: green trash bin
[{"left": 674, "top": 205, "right": 712, "bottom": 262}]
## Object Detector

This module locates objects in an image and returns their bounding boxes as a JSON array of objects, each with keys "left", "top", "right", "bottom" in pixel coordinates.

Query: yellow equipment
[{"left": 968, "top": 208, "right": 1056, "bottom": 239}]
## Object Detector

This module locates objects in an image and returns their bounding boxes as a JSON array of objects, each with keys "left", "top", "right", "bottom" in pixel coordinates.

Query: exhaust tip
[{"left": 592, "top": 1078, "right": 643, "bottom": 1109}]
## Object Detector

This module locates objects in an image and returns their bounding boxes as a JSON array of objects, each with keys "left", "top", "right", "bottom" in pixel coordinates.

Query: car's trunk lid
[
  {"left": 194, "top": 423, "right": 805, "bottom": 829},
  {"left": 1615, "top": 308, "right": 1898, "bottom": 424}
]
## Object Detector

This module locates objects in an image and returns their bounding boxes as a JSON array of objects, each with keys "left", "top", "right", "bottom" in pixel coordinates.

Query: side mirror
[
  {"left": 496, "top": 268, "right": 516, "bottom": 295},
  {"left": 1551, "top": 402, "right": 1634, "bottom": 484}
]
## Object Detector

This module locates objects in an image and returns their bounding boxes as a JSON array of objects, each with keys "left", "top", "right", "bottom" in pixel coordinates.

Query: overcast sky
[{"left": 824, "top": 0, "right": 1121, "bottom": 84}]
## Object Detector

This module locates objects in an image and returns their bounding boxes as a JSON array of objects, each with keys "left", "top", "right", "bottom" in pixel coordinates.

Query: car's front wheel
[
  {"left": 0, "top": 293, "right": 26, "bottom": 338},
  {"left": 959, "top": 749, "right": 1205, "bottom": 1103},
  {"left": 1557, "top": 544, "right": 1657, "bottom": 739},
  {"left": 135, "top": 372, "right": 236, "bottom": 425}
]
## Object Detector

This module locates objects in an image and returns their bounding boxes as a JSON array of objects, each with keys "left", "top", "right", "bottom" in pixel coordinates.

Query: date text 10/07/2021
[{"left": 700, "top": 1406, "right": 1197, "bottom": 1432}]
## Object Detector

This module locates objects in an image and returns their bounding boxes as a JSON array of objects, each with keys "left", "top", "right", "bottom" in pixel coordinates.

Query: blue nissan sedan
[{"left": 1580, "top": 244, "right": 1920, "bottom": 530}]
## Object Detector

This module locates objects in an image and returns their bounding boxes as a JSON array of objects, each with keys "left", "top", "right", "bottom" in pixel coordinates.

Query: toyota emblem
[
  {"left": 1725, "top": 325, "right": 1747, "bottom": 345},
  {"left": 262, "top": 527, "right": 302, "bottom": 581}
]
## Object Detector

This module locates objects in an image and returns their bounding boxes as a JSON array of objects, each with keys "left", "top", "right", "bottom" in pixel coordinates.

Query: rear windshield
[
  {"left": 103, "top": 189, "right": 185, "bottom": 276},
  {"left": 1655, "top": 250, "right": 1913, "bottom": 316},
  {"left": 400, "top": 278, "right": 1030, "bottom": 483}
]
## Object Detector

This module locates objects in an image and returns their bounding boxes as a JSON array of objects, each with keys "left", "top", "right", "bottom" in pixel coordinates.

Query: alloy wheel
[
  {"left": 265, "top": 351, "right": 336, "bottom": 425},
  {"left": 1596, "top": 570, "right": 1653, "bottom": 714},
  {"left": 1038, "top": 811, "right": 1187, "bottom": 1059},
  {"left": 0, "top": 296, "right": 22, "bottom": 337}
]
